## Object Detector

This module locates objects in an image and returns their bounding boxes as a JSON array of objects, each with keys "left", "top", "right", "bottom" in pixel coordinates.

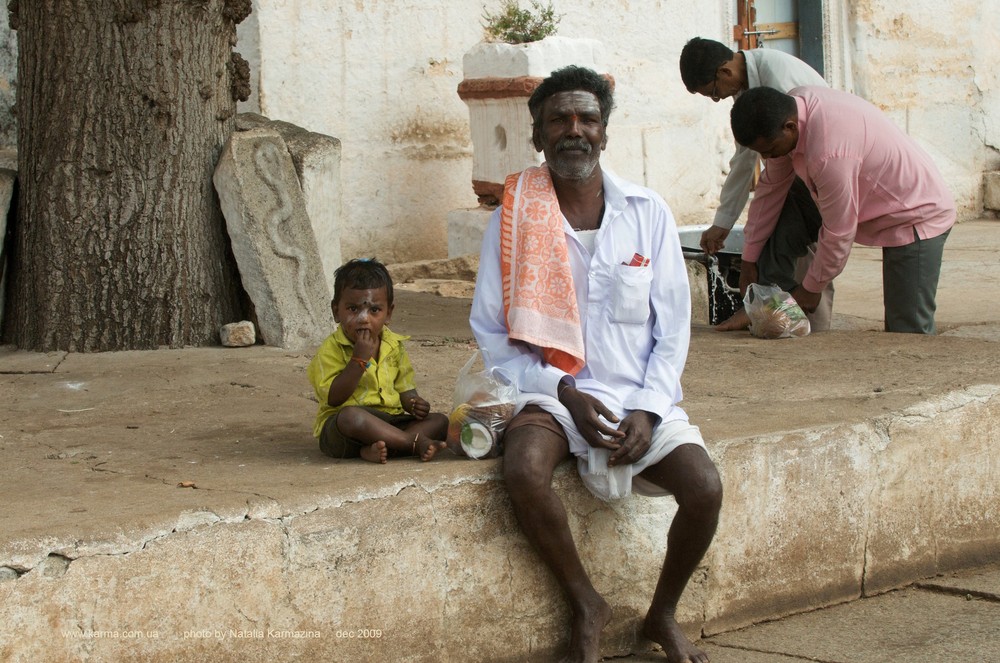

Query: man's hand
[
  {"left": 790, "top": 284, "right": 822, "bottom": 313},
  {"left": 699, "top": 226, "right": 730, "bottom": 255},
  {"left": 559, "top": 386, "right": 625, "bottom": 450},
  {"left": 739, "top": 260, "right": 759, "bottom": 296},
  {"left": 608, "top": 410, "right": 658, "bottom": 467}
]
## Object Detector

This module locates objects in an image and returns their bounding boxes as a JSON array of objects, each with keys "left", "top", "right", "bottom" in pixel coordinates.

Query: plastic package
[
  {"left": 447, "top": 352, "right": 517, "bottom": 459},
  {"left": 744, "top": 283, "right": 811, "bottom": 339}
]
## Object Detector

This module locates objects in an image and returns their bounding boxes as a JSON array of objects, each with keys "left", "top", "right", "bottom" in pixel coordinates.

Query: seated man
[
  {"left": 471, "top": 65, "right": 722, "bottom": 663},
  {"left": 731, "top": 86, "right": 956, "bottom": 334}
]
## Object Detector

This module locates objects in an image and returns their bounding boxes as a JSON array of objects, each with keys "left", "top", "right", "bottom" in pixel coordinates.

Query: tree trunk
[{"left": 4, "top": 0, "right": 252, "bottom": 351}]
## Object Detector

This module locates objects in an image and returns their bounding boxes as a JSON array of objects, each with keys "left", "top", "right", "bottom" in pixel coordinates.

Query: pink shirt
[{"left": 743, "top": 86, "right": 956, "bottom": 293}]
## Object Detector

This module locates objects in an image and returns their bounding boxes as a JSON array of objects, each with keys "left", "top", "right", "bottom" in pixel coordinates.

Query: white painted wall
[
  {"left": 239, "top": 0, "right": 737, "bottom": 262},
  {"left": 0, "top": 2, "right": 995, "bottom": 263},
  {"left": 843, "top": 0, "right": 1000, "bottom": 221},
  {"left": 239, "top": 0, "right": 999, "bottom": 263}
]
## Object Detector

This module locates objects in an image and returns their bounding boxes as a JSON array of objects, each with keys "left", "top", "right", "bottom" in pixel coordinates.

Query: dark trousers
[
  {"left": 755, "top": 177, "right": 823, "bottom": 290},
  {"left": 882, "top": 228, "right": 950, "bottom": 334},
  {"left": 754, "top": 176, "right": 833, "bottom": 330}
]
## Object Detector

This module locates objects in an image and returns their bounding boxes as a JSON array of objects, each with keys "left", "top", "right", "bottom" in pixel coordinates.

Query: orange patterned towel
[{"left": 499, "top": 165, "right": 586, "bottom": 376}]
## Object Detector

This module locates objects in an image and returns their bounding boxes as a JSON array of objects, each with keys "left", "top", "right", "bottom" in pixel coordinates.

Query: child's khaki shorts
[{"left": 319, "top": 406, "right": 416, "bottom": 458}]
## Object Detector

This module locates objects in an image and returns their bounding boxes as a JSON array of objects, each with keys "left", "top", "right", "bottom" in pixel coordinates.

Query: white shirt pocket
[{"left": 611, "top": 264, "right": 652, "bottom": 324}]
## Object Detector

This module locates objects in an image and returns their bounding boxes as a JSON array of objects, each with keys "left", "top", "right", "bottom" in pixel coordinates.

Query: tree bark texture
[{"left": 5, "top": 0, "right": 252, "bottom": 351}]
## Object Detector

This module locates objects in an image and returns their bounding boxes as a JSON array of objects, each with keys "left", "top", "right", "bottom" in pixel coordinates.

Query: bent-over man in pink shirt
[{"left": 730, "top": 85, "right": 955, "bottom": 334}]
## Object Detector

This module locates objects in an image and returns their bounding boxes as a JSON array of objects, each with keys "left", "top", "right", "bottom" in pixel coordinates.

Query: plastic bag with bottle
[{"left": 446, "top": 351, "right": 517, "bottom": 459}]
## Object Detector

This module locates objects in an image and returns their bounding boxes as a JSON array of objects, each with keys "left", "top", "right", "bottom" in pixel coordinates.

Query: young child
[{"left": 307, "top": 258, "right": 449, "bottom": 463}]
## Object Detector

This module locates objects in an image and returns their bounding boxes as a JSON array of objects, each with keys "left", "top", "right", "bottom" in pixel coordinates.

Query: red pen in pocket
[{"left": 627, "top": 252, "right": 650, "bottom": 267}]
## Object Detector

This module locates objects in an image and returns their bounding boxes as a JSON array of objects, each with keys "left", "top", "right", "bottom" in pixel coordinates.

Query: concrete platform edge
[{"left": 1, "top": 384, "right": 998, "bottom": 662}]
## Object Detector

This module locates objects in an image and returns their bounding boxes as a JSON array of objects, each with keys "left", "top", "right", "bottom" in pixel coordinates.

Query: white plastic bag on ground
[{"left": 744, "top": 283, "right": 811, "bottom": 339}]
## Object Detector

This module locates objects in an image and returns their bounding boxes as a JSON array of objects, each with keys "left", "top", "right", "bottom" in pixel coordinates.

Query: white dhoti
[{"left": 514, "top": 394, "right": 706, "bottom": 501}]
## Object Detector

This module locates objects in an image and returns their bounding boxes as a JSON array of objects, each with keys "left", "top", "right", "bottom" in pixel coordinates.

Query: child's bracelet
[{"left": 352, "top": 357, "right": 370, "bottom": 370}]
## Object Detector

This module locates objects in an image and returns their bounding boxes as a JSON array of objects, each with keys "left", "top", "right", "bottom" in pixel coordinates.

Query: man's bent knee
[
  {"left": 678, "top": 459, "right": 723, "bottom": 519},
  {"left": 684, "top": 461, "right": 723, "bottom": 517},
  {"left": 503, "top": 463, "right": 553, "bottom": 505},
  {"left": 654, "top": 445, "right": 723, "bottom": 515},
  {"left": 502, "top": 427, "right": 568, "bottom": 496}
]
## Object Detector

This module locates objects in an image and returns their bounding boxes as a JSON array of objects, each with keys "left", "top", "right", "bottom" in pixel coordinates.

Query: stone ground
[
  {"left": 1, "top": 219, "right": 998, "bottom": 659},
  {"left": 628, "top": 563, "right": 1000, "bottom": 662}
]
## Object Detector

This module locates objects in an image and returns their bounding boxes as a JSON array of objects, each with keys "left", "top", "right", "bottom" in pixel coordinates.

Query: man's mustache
[{"left": 557, "top": 139, "right": 591, "bottom": 152}]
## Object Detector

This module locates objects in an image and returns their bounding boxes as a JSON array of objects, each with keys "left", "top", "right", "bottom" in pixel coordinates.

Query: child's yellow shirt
[{"left": 306, "top": 326, "right": 417, "bottom": 438}]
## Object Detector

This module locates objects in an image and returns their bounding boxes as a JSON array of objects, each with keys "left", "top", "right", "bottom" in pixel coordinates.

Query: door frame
[{"left": 727, "top": 0, "right": 852, "bottom": 89}]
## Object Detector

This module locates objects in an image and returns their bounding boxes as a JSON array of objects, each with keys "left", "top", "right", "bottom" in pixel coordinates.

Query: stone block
[
  {"left": 0, "top": 149, "right": 14, "bottom": 171},
  {"left": 917, "top": 566, "right": 1000, "bottom": 599},
  {"left": 1, "top": 352, "right": 997, "bottom": 662},
  {"left": 388, "top": 254, "right": 479, "bottom": 283},
  {"left": 395, "top": 279, "right": 476, "bottom": 298},
  {"left": 214, "top": 128, "right": 334, "bottom": 350},
  {"left": 0, "top": 521, "right": 295, "bottom": 662},
  {"left": 984, "top": 171, "right": 1000, "bottom": 211},
  {"left": 220, "top": 321, "right": 256, "bottom": 347},
  {"left": 687, "top": 260, "right": 709, "bottom": 326},
  {"left": 389, "top": 255, "right": 480, "bottom": 298},
  {"left": 703, "top": 424, "right": 872, "bottom": 635},
  {"left": 0, "top": 166, "right": 14, "bottom": 331},
  {"left": 462, "top": 36, "right": 607, "bottom": 79},
  {"left": 458, "top": 37, "right": 607, "bottom": 205},
  {"left": 447, "top": 207, "right": 493, "bottom": 258},
  {"left": 464, "top": 97, "right": 540, "bottom": 197},
  {"left": 864, "top": 388, "right": 1000, "bottom": 593},
  {"left": 0, "top": 465, "right": 703, "bottom": 662},
  {"left": 236, "top": 114, "right": 343, "bottom": 297}
]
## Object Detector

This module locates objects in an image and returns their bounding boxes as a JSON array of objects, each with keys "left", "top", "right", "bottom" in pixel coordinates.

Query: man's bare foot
[
  {"left": 713, "top": 307, "right": 750, "bottom": 332},
  {"left": 642, "top": 613, "right": 709, "bottom": 663},
  {"left": 558, "top": 595, "right": 613, "bottom": 663},
  {"left": 414, "top": 434, "right": 447, "bottom": 462},
  {"left": 359, "top": 441, "right": 388, "bottom": 464}
]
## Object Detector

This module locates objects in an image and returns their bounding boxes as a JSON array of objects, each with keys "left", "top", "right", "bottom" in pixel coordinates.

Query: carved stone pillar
[
  {"left": 457, "top": 36, "right": 607, "bottom": 206},
  {"left": 448, "top": 36, "right": 608, "bottom": 257}
]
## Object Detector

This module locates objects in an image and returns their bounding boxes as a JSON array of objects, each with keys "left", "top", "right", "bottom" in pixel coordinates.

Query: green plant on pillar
[{"left": 481, "top": 0, "right": 562, "bottom": 44}]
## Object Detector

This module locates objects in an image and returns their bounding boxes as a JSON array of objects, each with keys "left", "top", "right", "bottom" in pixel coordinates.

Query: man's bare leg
[
  {"left": 639, "top": 445, "right": 723, "bottom": 663},
  {"left": 503, "top": 425, "right": 612, "bottom": 663}
]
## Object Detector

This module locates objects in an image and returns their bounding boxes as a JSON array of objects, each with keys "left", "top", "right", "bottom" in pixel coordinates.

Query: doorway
[{"left": 733, "top": 0, "right": 824, "bottom": 75}]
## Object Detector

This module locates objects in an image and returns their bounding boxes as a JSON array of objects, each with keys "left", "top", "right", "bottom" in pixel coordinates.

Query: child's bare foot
[
  {"left": 359, "top": 440, "right": 388, "bottom": 464},
  {"left": 642, "top": 613, "right": 709, "bottom": 663},
  {"left": 414, "top": 434, "right": 447, "bottom": 461}
]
